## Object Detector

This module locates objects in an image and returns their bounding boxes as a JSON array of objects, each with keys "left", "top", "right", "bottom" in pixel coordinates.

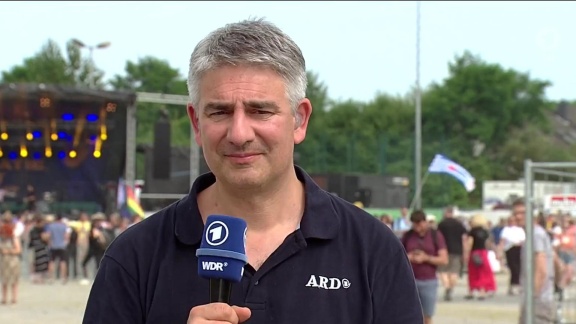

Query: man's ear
[
  {"left": 187, "top": 103, "right": 202, "bottom": 146},
  {"left": 293, "top": 98, "right": 312, "bottom": 145}
]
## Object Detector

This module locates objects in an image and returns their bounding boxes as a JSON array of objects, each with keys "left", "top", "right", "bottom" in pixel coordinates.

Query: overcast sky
[{"left": 1, "top": 1, "right": 574, "bottom": 102}]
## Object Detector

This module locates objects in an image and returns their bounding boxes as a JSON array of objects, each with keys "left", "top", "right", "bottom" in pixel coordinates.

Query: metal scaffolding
[
  {"left": 124, "top": 92, "right": 198, "bottom": 200},
  {"left": 523, "top": 160, "right": 576, "bottom": 324}
]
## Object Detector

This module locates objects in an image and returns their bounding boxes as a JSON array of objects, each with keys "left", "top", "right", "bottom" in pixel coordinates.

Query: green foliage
[
  {"left": 109, "top": 56, "right": 189, "bottom": 145},
  {"left": 1, "top": 39, "right": 106, "bottom": 88},
  {"left": 3, "top": 42, "right": 576, "bottom": 208}
]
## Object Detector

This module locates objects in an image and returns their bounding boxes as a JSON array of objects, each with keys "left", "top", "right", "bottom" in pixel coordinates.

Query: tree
[
  {"left": 422, "top": 51, "right": 551, "bottom": 155},
  {"left": 1, "top": 39, "right": 105, "bottom": 88},
  {"left": 109, "top": 56, "right": 189, "bottom": 145}
]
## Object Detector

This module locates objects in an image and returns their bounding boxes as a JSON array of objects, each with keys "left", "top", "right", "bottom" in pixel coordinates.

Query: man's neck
[{"left": 198, "top": 170, "right": 305, "bottom": 232}]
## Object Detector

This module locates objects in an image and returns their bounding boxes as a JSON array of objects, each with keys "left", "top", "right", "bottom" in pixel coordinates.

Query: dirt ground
[{"left": 0, "top": 272, "right": 572, "bottom": 324}]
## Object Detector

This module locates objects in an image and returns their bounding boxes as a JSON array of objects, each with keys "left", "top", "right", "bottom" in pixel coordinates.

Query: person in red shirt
[{"left": 402, "top": 210, "right": 449, "bottom": 324}]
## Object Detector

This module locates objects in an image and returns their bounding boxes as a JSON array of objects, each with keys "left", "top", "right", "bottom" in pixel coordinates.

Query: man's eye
[
  {"left": 209, "top": 111, "right": 228, "bottom": 116},
  {"left": 253, "top": 110, "right": 272, "bottom": 115}
]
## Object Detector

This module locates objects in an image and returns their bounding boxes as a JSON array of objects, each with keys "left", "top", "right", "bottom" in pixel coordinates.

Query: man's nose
[{"left": 227, "top": 109, "right": 255, "bottom": 146}]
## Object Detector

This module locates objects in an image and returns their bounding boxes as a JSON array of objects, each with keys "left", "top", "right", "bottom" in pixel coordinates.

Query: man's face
[
  {"left": 513, "top": 204, "right": 526, "bottom": 227},
  {"left": 188, "top": 65, "right": 312, "bottom": 189},
  {"left": 401, "top": 208, "right": 408, "bottom": 217},
  {"left": 412, "top": 218, "right": 428, "bottom": 234}
]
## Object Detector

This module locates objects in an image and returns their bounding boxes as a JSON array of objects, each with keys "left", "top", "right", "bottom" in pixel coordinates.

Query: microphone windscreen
[{"left": 196, "top": 215, "right": 248, "bottom": 283}]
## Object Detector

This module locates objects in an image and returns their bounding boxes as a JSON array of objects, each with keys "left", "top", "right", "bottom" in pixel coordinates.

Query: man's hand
[
  {"left": 408, "top": 250, "right": 428, "bottom": 264},
  {"left": 188, "top": 303, "right": 251, "bottom": 323}
]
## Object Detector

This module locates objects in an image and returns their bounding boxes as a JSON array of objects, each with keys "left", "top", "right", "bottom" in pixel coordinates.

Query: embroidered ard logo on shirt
[{"left": 305, "top": 274, "right": 351, "bottom": 290}]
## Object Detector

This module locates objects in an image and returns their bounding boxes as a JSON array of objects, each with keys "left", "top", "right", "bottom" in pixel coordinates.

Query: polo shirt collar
[{"left": 174, "top": 166, "right": 340, "bottom": 246}]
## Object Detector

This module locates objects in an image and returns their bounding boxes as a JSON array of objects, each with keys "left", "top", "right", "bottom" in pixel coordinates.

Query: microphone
[{"left": 196, "top": 215, "right": 248, "bottom": 304}]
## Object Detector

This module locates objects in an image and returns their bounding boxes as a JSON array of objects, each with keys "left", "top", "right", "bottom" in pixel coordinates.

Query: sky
[{"left": 1, "top": 1, "right": 574, "bottom": 103}]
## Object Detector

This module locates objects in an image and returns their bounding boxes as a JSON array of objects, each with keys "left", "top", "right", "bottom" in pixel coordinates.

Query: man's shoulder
[
  {"left": 324, "top": 192, "right": 403, "bottom": 251},
  {"left": 106, "top": 203, "right": 178, "bottom": 262}
]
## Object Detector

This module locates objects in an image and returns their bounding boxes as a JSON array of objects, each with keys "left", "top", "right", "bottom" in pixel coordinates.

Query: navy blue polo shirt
[{"left": 83, "top": 167, "right": 422, "bottom": 323}]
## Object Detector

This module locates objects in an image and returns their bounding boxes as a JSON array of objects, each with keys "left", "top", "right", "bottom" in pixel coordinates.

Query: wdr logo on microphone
[
  {"left": 205, "top": 221, "right": 229, "bottom": 246},
  {"left": 202, "top": 261, "right": 227, "bottom": 271}
]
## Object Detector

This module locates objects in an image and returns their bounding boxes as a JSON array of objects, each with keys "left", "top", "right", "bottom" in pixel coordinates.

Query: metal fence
[{"left": 524, "top": 160, "right": 576, "bottom": 324}]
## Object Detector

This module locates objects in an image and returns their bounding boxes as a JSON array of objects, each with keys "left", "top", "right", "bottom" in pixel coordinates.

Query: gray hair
[{"left": 187, "top": 18, "right": 307, "bottom": 117}]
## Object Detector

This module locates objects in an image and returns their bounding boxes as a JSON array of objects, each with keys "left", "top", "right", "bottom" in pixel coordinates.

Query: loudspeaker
[{"left": 153, "top": 110, "right": 171, "bottom": 179}]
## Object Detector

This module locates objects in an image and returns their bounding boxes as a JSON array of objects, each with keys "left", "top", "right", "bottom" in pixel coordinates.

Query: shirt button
[{"left": 254, "top": 280, "right": 259, "bottom": 286}]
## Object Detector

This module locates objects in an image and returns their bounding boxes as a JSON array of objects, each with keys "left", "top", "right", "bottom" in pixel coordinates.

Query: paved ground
[{"left": 1, "top": 271, "right": 575, "bottom": 323}]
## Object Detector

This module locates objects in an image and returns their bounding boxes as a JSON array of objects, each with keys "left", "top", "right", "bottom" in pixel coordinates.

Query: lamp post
[
  {"left": 414, "top": 1, "right": 422, "bottom": 210},
  {"left": 71, "top": 39, "right": 111, "bottom": 88}
]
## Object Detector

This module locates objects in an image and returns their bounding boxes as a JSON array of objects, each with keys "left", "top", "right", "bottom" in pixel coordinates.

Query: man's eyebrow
[
  {"left": 244, "top": 101, "right": 280, "bottom": 110},
  {"left": 203, "top": 102, "right": 234, "bottom": 112}
]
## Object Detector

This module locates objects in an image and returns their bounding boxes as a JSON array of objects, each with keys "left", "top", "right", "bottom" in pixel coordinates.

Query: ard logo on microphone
[{"left": 205, "top": 221, "right": 229, "bottom": 246}]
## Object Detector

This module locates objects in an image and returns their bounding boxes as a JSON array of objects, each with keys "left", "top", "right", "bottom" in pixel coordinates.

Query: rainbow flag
[
  {"left": 117, "top": 178, "right": 145, "bottom": 219},
  {"left": 125, "top": 184, "right": 145, "bottom": 218}
]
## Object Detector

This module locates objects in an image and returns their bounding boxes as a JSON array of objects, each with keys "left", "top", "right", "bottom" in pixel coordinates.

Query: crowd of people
[
  {"left": 0, "top": 208, "right": 141, "bottom": 304},
  {"left": 380, "top": 204, "right": 574, "bottom": 324}
]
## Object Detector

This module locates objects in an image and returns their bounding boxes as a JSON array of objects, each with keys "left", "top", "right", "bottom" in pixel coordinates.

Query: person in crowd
[
  {"left": 464, "top": 214, "right": 497, "bottom": 300},
  {"left": 0, "top": 211, "right": 22, "bottom": 304},
  {"left": 437, "top": 206, "right": 468, "bottom": 301}
]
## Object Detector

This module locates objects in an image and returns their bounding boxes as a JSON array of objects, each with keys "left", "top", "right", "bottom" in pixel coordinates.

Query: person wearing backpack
[{"left": 401, "top": 210, "right": 449, "bottom": 324}]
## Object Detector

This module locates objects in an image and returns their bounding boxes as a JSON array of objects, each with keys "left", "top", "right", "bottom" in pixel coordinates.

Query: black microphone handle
[{"left": 210, "top": 278, "right": 232, "bottom": 304}]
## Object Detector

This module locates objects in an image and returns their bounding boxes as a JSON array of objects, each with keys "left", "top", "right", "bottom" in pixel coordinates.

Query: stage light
[
  {"left": 26, "top": 132, "right": 33, "bottom": 141},
  {"left": 69, "top": 150, "right": 77, "bottom": 158},
  {"left": 94, "top": 136, "right": 102, "bottom": 158},
  {"left": 45, "top": 147, "right": 52, "bottom": 158},
  {"left": 51, "top": 133, "right": 58, "bottom": 141},
  {"left": 100, "top": 133, "right": 108, "bottom": 141},
  {"left": 33, "top": 131, "right": 42, "bottom": 138},
  {"left": 33, "top": 152, "right": 42, "bottom": 160},
  {"left": 86, "top": 114, "right": 99, "bottom": 122},
  {"left": 8, "top": 152, "right": 17, "bottom": 160},
  {"left": 57, "top": 151, "right": 66, "bottom": 159},
  {"left": 0, "top": 148, "right": 3, "bottom": 158},
  {"left": 62, "top": 113, "right": 75, "bottom": 121},
  {"left": 1, "top": 133, "right": 8, "bottom": 140},
  {"left": 20, "top": 146, "right": 28, "bottom": 158},
  {"left": 89, "top": 134, "right": 97, "bottom": 141},
  {"left": 57, "top": 131, "right": 69, "bottom": 141}
]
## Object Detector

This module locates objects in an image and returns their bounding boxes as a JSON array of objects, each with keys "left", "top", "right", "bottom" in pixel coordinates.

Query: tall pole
[
  {"left": 71, "top": 39, "right": 110, "bottom": 89},
  {"left": 88, "top": 47, "right": 95, "bottom": 89},
  {"left": 414, "top": 1, "right": 422, "bottom": 210}
]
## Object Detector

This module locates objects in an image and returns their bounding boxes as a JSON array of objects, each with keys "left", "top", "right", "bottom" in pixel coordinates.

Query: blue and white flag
[{"left": 428, "top": 154, "right": 476, "bottom": 192}]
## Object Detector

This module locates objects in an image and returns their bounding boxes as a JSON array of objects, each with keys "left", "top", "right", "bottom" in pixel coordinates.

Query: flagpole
[
  {"left": 409, "top": 170, "right": 429, "bottom": 211},
  {"left": 414, "top": 0, "right": 423, "bottom": 209}
]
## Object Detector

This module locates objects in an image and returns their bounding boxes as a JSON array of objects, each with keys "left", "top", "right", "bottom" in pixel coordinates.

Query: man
[
  {"left": 44, "top": 213, "right": 70, "bottom": 284},
  {"left": 513, "top": 199, "right": 557, "bottom": 324},
  {"left": 437, "top": 206, "right": 467, "bottom": 301},
  {"left": 392, "top": 206, "right": 411, "bottom": 236},
  {"left": 83, "top": 18, "right": 422, "bottom": 324},
  {"left": 402, "top": 210, "right": 449, "bottom": 324}
]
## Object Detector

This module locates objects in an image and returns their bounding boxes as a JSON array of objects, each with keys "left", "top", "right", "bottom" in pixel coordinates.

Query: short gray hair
[{"left": 187, "top": 18, "right": 307, "bottom": 116}]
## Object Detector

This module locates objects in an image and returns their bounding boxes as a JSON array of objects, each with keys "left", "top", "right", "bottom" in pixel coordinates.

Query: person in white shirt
[{"left": 499, "top": 215, "right": 525, "bottom": 295}]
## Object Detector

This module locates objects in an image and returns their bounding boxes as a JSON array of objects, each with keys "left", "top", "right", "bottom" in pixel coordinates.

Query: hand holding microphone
[{"left": 188, "top": 215, "right": 251, "bottom": 323}]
